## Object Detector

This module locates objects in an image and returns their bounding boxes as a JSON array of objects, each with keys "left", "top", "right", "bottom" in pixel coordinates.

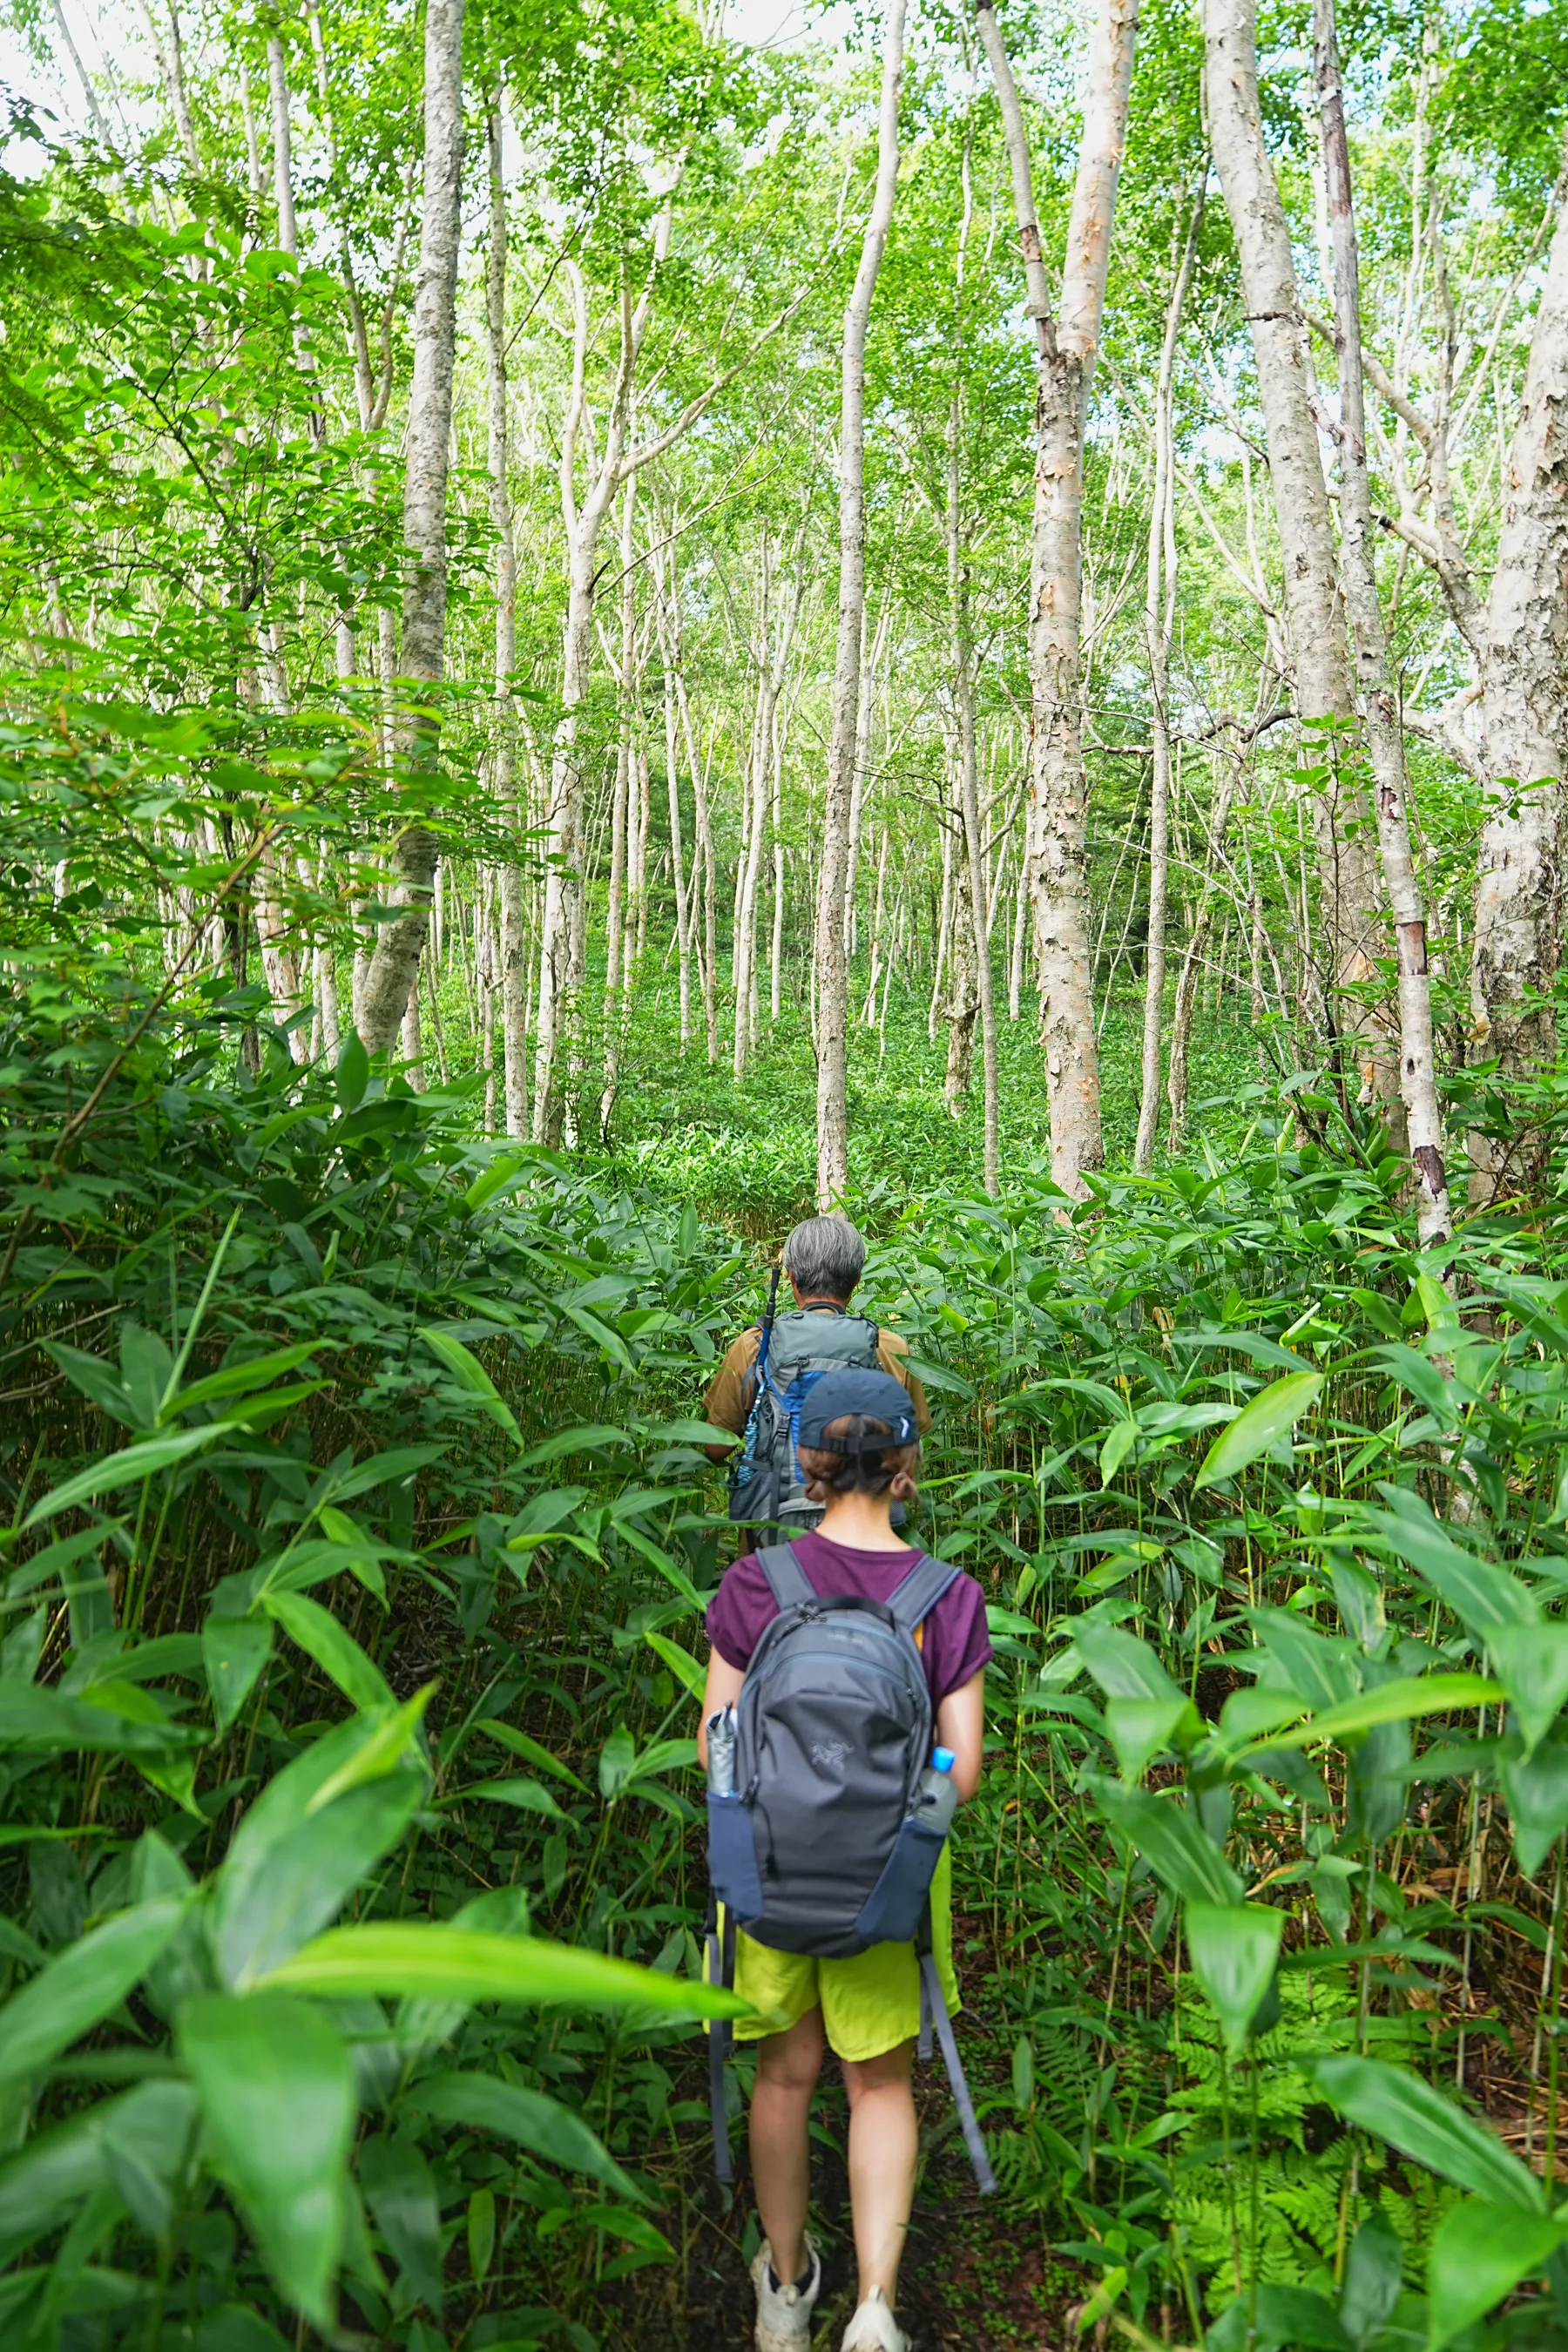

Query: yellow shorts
[{"left": 724, "top": 1846, "right": 961, "bottom": 2064}]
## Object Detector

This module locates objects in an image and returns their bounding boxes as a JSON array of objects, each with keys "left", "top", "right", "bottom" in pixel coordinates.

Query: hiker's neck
[{"left": 814, "top": 1490, "right": 912, "bottom": 1552}]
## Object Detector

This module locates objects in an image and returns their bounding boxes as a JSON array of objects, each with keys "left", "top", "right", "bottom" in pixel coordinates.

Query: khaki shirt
[{"left": 704, "top": 1315, "right": 931, "bottom": 1441}]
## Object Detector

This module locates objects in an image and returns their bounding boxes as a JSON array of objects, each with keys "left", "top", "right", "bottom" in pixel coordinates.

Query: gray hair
[{"left": 782, "top": 1213, "right": 866, "bottom": 1301}]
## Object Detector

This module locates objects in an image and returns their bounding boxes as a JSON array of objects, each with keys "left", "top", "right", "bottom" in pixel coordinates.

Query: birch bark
[
  {"left": 814, "top": 0, "right": 907, "bottom": 1208},
  {"left": 1133, "top": 193, "right": 1201, "bottom": 1173},
  {"left": 353, "top": 0, "right": 465, "bottom": 1054},
  {"left": 484, "top": 107, "right": 529, "bottom": 1138},
  {"left": 1314, "top": 0, "right": 1450, "bottom": 1245},
  {"left": 1202, "top": 0, "right": 1385, "bottom": 1085},
  {"left": 976, "top": 0, "right": 1138, "bottom": 1195},
  {"left": 1466, "top": 146, "right": 1568, "bottom": 1200}
]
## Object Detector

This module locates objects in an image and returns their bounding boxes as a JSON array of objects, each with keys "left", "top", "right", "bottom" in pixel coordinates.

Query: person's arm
[
  {"left": 934, "top": 1666, "right": 985, "bottom": 1801},
  {"left": 696, "top": 1647, "right": 747, "bottom": 1772},
  {"left": 703, "top": 1331, "right": 757, "bottom": 1462}
]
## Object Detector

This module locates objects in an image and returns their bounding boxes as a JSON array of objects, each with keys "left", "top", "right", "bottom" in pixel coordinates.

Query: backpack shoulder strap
[
  {"left": 885, "top": 1551, "right": 962, "bottom": 1635},
  {"left": 756, "top": 1541, "right": 816, "bottom": 1611}
]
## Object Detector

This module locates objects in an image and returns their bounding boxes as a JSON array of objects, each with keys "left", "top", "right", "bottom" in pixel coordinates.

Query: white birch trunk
[
  {"left": 814, "top": 0, "right": 907, "bottom": 1207},
  {"left": 353, "top": 0, "right": 465, "bottom": 1055},
  {"left": 1466, "top": 149, "right": 1568, "bottom": 1200},
  {"left": 1314, "top": 0, "right": 1450, "bottom": 1244},
  {"left": 976, "top": 0, "right": 1136, "bottom": 1195},
  {"left": 1202, "top": 0, "right": 1387, "bottom": 1089},
  {"left": 1133, "top": 195, "right": 1201, "bottom": 1173}
]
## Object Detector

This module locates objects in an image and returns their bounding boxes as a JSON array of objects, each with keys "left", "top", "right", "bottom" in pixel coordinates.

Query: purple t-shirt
[{"left": 706, "top": 1531, "right": 992, "bottom": 1705}]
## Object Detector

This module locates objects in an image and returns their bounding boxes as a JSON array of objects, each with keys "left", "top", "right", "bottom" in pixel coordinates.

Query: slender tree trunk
[
  {"left": 485, "top": 109, "right": 528, "bottom": 1138},
  {"left": 1134, "top": 192, "right": 1202, "bottom": 1173},
  {"left": 976, "top": 0, "right": 1136, "bottom": 1196},
  {"left": 603, "top": 478, "right": 638, "bottom": 1118},
  {"left": 353, "top": 0, "right": 465, "bottom": 1054},
  {"left": 1466, "top": 139, "right": 1568, "bottom": 1201},
  {"left": 948, "top": 395, "right": 1000, "bottom": 1193},
  {"left": 1202, "top": 0, "right": 1386, "bottom": 1095},
  {"left": 1314, "top": 0, "right": 1450, "bottom": 1245},
  {"left": 657, "top": 551, "right": 693, "bottom": 1050},
  {"left": 814, "top": 0, "right": 907, "bottom": 1208}
]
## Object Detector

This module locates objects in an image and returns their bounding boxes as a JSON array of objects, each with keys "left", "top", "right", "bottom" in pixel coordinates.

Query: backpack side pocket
[
  {"left": 707, "top": 1791, "right": 765, "bottom": 1922},
  {"left": 855, "top": 1816, "right": 946, "bottom": 1947}
]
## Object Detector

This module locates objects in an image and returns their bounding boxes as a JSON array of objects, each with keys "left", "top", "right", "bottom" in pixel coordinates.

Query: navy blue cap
[{"left": 798, "top": 1368, "right": 920, "bottom": 1451}]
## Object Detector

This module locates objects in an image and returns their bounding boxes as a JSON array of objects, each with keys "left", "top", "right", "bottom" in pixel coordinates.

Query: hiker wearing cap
[
  {"left": 704, "top": 1213, "right": 930, "bottom": 1534},
  {"left": 698, "top": 1367, "right": 991, "bottom": 2352}
]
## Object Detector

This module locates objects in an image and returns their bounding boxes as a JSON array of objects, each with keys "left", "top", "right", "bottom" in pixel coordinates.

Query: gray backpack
[
  {"left": 727, "top": 1308, "right": 883, "bottom": 1531},
  {"left": 706, "top": 1541, "right": 995, "bottom": 2192}
]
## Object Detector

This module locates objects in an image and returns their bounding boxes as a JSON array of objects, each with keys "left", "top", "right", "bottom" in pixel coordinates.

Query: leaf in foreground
[
  {"left": 1306, "top": 2054, "right": 1543, "bottom": 2213},
  {"left": 255, "top": 1923, "right": 749, "bottom": 2016},
  {"left": 0, "top": 1897, "right": 189, "bottom": 2088},
  {"left": 179, "top": 1991, "right": 355, "bottom": 2327},
  {"left": 1426, "top": 2197, "right": 1566, "bottom": 2349}
]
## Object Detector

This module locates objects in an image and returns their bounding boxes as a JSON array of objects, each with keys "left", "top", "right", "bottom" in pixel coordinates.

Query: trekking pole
[{"left": 760, "top": 1262, "right": 781, "bottom": 1528}]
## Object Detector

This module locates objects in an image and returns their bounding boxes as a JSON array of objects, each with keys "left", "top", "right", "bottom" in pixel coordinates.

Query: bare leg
[
  {"left": 841, "top": 2037, "right": 918, "bottom": 2303},
  {"left": 750, "top": 2005, "right": 825, "bottom": 2285}
]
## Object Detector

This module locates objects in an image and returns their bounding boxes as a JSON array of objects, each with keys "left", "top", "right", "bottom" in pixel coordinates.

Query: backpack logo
[{"left": 810, "top": 1738, "right": 850, "bottom": 1774}]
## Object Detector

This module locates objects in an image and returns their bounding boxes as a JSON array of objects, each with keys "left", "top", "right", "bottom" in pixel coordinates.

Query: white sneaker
[
  {"left": 841, "top": 2286, "right": 909, "bottom": 2352},
  {"left": 751, "top": 2236, "right": 822, "bottom": 2352}
]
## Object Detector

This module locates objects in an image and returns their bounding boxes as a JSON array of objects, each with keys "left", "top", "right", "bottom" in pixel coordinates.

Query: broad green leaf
[
  {"left": 1105, "top": 1698, "right": 1201, "bottom": 1781},
  {"left": 1426, "top": 2199, "right": 1565, "bottom": 2350},
  {"left": 261, "top": 1591, "right": 393, "bottom": 1713},
  {"left": 599, "top": 1726, "right": 637, "bottom": 1801},
  {"left": 306, "top": 1685, "right": 435, "bottom": 1814},
  {"left": 256, "top": 1924, "right": 749, "bottom": 2018},
  {"left": 0, "top": 1897, "right": 188, "bottom": 2086},
  {"left": 468, "top": 2185, "right": 496, "bottom": 2284},
  {"left": 417, "top": 1327, "right": 522, "bottom": 1447},
  {"left": 1357, "top": 1501, "right": 1537, "bottom": 1632},
  {"left": 1306, "top": 2055, "right": 1543, "bottom": 2211},
  {"left": 1086, "top": 1777, "right": 1241, "bottom": 1905},
  {"left": 0, "top": 2081, "right": 198, "bottom": 2253},
  {"left": 335, "top": 1031, "right": 369, "bottom": 1112},
  {"left": 213, "top": 1770, "right": 425, "bottom": 1989},
  {"left": 513, "top": 1426, "right": 632, "bottom": 1468},
  {"left": 23, "top": 1429, "right": 220, "bottom": 1528},
  {"left": 409, "top": 2072, "right": 643, "bottom": 2201},
  {"left": 1192, "top": 1372, "right": 1322, "bottom": 1490},
  {"left": 179, "top": 1992, "right": 355, "bottom": 2326},
  {"left": 324, "top": 1444, "right": 448, "bottom": 1503},
  {"left": 1098, "top": 1416, "right": 1139, "bottom": 1484},
  {"left": 1073, "top": 1622, "right": 1184, "bottom": 1704},
  {"left": 642, "top": 1420, "right": 741, "bottom": 1448},
  {"left": 1500, "top": 1737, "right": 1568, "bottom": 1878},
  {"left": 1340, "top": 2213, "right": 1403, "bottom": 2349},
  {"left": 643, "top": 1632, "right": 706, "bottom": 1699},
  {"left": 170, "top": 1344, "right": 321, "bottom": 1417},
  {"left": 1185, "top": 1902, "right": 1282, "bottom": 2055},
  {"left": 0, "top": 1680, "right": 198, "bottom": 1755},
  {"left": 203, "top": 1612, "right": 273, "bottom": 1734},
  {"left": 475, "top": 1720, "right": 589, "bottom": 1792},
  {"left": 1249, "top": 2286, "right": 1350, "bottom": 2350},
  {"left": 42, "top": 1342, "right": 137, "bottom": 1428},
  {"left": 360, "top": 2131, "right": 443, "bottom": 2315},
  {"left": 450, "top": 1777, "right": 570, "bottom": 1821},
  {"left": 1246, "top": 1674, "right": 1500, "bottom": 1754},
  {"left": 560, "top": 1303, "right": 636, "bottom": 1372},
  {"left": 1373, "top": 1343, "right": 1463, "bottom": 1431},
  {"left": 613, "top": 1522, "right": 704, "bottom": 1610},
  {"left": 1488, "top": 1620, "right": 1568, "bottom": 1758}
]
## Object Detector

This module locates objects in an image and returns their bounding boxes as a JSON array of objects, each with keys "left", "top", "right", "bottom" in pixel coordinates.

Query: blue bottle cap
[{"left": 931, "top": 1746, "right": 956, "bottom": 1773}]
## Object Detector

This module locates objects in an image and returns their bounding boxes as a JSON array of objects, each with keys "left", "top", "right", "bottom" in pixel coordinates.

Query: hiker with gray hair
[{"left": 704, "top": 1213, "right": 930, "bottom": 1533}]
